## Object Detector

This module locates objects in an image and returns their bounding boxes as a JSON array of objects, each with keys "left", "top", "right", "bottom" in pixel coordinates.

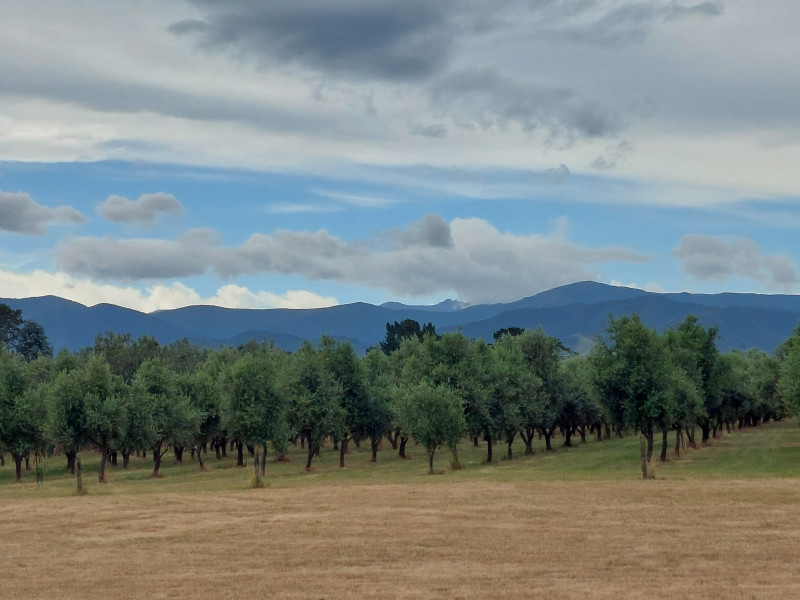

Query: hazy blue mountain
[
  {"left": 0, "top": 296, "right": 194, "bottom": 351},
  {"left": 381, "top": 298, "right": 468, "bottom": 312},
  {"left": 3, "top": 282, "right": 799, "bottom": 354}
]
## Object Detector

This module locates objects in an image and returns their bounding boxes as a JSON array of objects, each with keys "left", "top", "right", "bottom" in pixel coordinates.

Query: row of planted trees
[{"left": 2, "top": 313, "right": 800, "bottom": 486}]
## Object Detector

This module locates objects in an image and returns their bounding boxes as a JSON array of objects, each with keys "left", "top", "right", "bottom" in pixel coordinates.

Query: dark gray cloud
[
  {"left": 171, "top": 0, "right": 454, "bottom": 81},
  {"left": 388, "top": 213, "right": 453, "bottom": 249},
  {"left": 0, "top": 191, "right": 85, "bottom": 235},
  {"left": 56, "top": 214, "right": 650, "bottom": 303},
  {"left": 96, "top": 192, "right": 183, "bottom": 226},
  {"left": 431, "top": 68, "right": 623, "bottom": 141},
  {"left": 673, "top": 234, "right": 799, "bottom": 289}
]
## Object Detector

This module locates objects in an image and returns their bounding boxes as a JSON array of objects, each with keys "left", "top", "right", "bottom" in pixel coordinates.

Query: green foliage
[
  {"left": 134, "top": 357, "right": 200, "bottom": 476},
  {"left": 396, "top": 381, "right": 465, "bottom": 474},
  {"left": 288, "top": 342, "right": 345, "bottom": 469}
]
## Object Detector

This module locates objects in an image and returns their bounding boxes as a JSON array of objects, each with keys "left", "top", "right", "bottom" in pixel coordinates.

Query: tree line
[{"left": 2, "top": 308, "right": 800, "bottom": 488}]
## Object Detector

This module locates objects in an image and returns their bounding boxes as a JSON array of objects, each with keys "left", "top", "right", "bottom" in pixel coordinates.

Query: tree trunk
[
  {"left": 305, "top": 439, "right": 315, "bottom": 471},
  {"left": 122, "top": 451, "right": 131, "bottom": 469},
  {"left": 450, "top": 445, "right": 461, "bottom": 470},
  {"left": 485, "top": 433, "right": 493, "bottom": 463},
  {"left": 542, "top": 429, "right": 553, "bottom": 451},
  {"left": 386, "top": 430, "right": 398, "bottom": 450},
  {"left": 639, "top": 435, "right": 648, "bottom": 479},
  {"left": 76, "top": 454, "right": 85, "bottom": 494},
  {"left": 196, "top": 443, "right": 205, "bottom": 469},
  {"left": 604, "top": 422, "right": 611, "bottom": 440},
  {"left": 370, "top": 438, "right": 379, "bottom": 462},
  {"left": 700, "top": 421, "right": 711, "bottom": 444},
  {"left": 214, "top": 440, "right": 222, "bottom": 460},
  {"left": 595, "top": 424, "right": 602, "bottom": 442},
  {"left": 66, "top": 449, "right": 76, "bottom": 474},
  {"left": 253, "top": 448, "right": 260, "bottom": 483},
  {"left": 687, "top": 426, "right": 697, "bottom": 449},
  {"left": 645, "top": 429, "right": 654, "bottom": 462},
  {"left": 151, "top": 442, "right": 163, "bottom": 477},
  {"left": 578, "top": 425, "right": 587, "bottom": 444},
  {"left": 260, "top": 442, "right": 267, "bottom": 476},
  {"left": 236, "top": 439, "right": 244, "bottom": 467},
  {"left": 427, "top": 447, "right": 435, "bottom": 474},
  {"left": 220, "top": 438, "right": 227, "bottom": 457},
  {"left": 13, "top": 453, "right": 23, "bottom": 482},
  {"left": 398, "top": 434, "right": 408, "bottom": 459},
  {"left": 339, "top": 437, "right": 349, "bottom": 468},
  {"left": 564, "top": 428, "right": 573, "bottom": 447},
  {"left": 173, "top": 445, "right": 184, "bottom": 463},
  {"left": 99, "top": 440, "right": 109, "bottom": 483},
  {"left": 521, "top": 428, "right": 534, "bottom": 455},
  {"left": 674, "top": 425, "right": 682, "bottom": 457},
  {"left": 659, "top": 427, "right": 668, "bottom": 462},
  {"left": 506, "top": 438, "right": 513, "bottom": 460},
  {"left": 24, "top": 454, "right": 30, "bottom": 471}
]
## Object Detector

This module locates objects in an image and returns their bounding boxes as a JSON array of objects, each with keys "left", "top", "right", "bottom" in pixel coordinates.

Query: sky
[{"left": 1, "top": 0, "right": 799, "bottom": 312}]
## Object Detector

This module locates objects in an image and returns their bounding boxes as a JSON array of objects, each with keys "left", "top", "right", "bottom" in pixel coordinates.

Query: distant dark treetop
[
  {"left": 380, "top": 319, "right": 437, "bottom": 354},
  {"left": 0, "top": 303, "right": 53, "bottom": 360}
]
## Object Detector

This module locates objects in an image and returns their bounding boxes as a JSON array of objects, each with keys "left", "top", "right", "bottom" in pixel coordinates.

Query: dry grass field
[{"left": 2, "top": 422, "right": 800, "bottom": 599}]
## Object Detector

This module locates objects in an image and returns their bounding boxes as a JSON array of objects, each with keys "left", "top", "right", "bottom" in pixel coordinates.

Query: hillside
[{"left": 3, "top": 281, "right": 800, "bottom": 353}]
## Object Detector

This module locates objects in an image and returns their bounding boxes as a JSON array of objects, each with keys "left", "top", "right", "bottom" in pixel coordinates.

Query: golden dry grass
[{"left": 3, "top": 478, "right": 800, "bottom": 599}]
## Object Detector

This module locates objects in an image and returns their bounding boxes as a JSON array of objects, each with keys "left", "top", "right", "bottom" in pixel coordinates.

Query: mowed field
[{"left": 2, "top": 422, "right": 800, "bottom": 599}]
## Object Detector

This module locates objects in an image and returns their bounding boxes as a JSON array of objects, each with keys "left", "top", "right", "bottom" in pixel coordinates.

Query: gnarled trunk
[
  {"left": 122, "top": 451, "right": 131, "bottom": 469},
  {"left": 12, "top": 453, "right": 23, "bottom": 482},
  {"left": 398, "top": 434, "right": 408, "bottom": 459},
  {"left": 520, "top": 427, "right": 534, "bottom": 455},
  {"left": 659, "top": 427, "right": 668, "bottom": 462},
  {"left": 370, "top": 438, "right": 379, "bottom": 462}
]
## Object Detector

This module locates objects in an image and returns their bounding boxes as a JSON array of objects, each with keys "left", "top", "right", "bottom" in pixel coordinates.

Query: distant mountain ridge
[{"left": 3, "top": 281, "right": 800, "bottom": 354}]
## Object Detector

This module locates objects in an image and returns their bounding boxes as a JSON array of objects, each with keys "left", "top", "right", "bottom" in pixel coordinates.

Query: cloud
[
  {"left": 388, "top": 213, "right": 453, "bottom": 249},
  {"left": 171, "top": 0, "right": 453, "bottom": 81},
  {"left": 536, "top": 0, "right": 725, "bottom": 46},
  {"left": 430, "top": 68, "right": 623, "bottom": 142},
  {"left": 539, "top": 164, "right": 571, "bottom": 183},
  {"left": 57, "top": 228, "right": 220, "bottom": 280},
  {"left": 673, "top": 234, "right": 800, "bottom": 290},
  {"left": 0, "top": 191, "right": 85, "bottom": 235},
  {"left": 96, "top": 192, "right": 183, "bottom": 226},
  {"left": 409, "top": 122, "right": 448, "bottom": 138},
  {"left": 0, "top": 267, "right": 337, "bottom": 312},
  {"left": 56, "top": 214, "right": 651, "bottom": 303}
]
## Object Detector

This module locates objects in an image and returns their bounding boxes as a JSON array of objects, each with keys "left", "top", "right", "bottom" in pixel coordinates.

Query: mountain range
[{"left": 3, "top": 281, "right": 800, "bottom": 355}]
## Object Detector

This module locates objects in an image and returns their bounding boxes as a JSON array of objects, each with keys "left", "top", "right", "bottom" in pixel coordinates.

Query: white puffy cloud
[
  {"left": 0, "top": 267, "right": 337, "bottom": 312},
  {"left": 55, "top": 214, "right": 651, "bottom": 303},
  {"left": 673, "top": 234, "right": 800, "bottom": 290},
  {"left": 0, "top": 191, "right": 84, "bottom": 235},
  {"left": 96, "top": 192, "right": 182, "bottom": 226}
]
